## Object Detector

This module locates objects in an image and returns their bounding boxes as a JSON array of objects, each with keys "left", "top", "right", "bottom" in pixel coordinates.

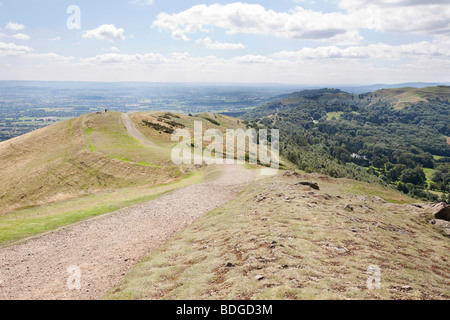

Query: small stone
[
  {"left": 401, "top": 285, "right": 413, "bottom": 291},
  {"left": 344, "top": 204, "right": 354, "bottom": 211},
  {"left": 226, "top": 262, "right": 235, "bottom": 267},
  {"left": 255, "top": 275, "right": 265, "bottom": 281}
]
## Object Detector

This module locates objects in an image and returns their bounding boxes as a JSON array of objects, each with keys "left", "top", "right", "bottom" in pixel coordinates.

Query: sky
[{"left": 0, "top": 0, "right": 449, "bottom": 84}]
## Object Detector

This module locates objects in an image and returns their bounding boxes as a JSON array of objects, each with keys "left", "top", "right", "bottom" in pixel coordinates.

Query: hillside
[
  {"left": 0, "top": 108, "right": 448, "bottom": 300},
  {"left": 365, "top": 86, "right": 450, "bottom": 109},
  {"left": 243, "top": 86, "right": 450, "bottom": 203},
  {"left": 106, "top": 170, "right": 450, "bottom": 300},
  {"left": 0, "top": 111, "right": 246, "bottom": 244}
]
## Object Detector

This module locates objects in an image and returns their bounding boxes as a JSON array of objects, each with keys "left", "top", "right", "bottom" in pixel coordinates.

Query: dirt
[
  {"left": 121, "top": 113, "right": 159, "bottom": 148},
  {"left": 0, "top": 164, "right": 254, "bottom": 300}
]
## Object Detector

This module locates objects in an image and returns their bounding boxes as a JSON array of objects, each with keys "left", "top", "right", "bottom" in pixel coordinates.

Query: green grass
[
  {"left": 85, "top": 112, "right": 174, "bottom": 166},
  {"left": 423, "top": 168, "right": 435, "bottom": 184},
  {"left": 326, "top": 112, "right": 343, "bottom": 120},
  {"left": 343, "top": 179, "right": 415, "bottom": 204},
  {"left": 84, "top": 126, "right": 97, "bottom": 152},
  {"left": 0, "top": 170, "right": 205, "bottom": 246},
  {"left": 110, "top": 155, "right": 162, "bottom": 168}
]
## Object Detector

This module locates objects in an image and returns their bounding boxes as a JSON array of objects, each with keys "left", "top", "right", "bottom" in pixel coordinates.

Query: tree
[
  {"left": 400, "top": 167, "right": 426, "bottom": 186},
  {"left": 387, "top": 164, "right": 406, "bottom": 182}
]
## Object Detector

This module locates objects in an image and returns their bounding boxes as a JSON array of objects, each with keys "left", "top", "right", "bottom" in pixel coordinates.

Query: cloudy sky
[{"left": 0, "top": 0, "right": 449, "bottom": 84}]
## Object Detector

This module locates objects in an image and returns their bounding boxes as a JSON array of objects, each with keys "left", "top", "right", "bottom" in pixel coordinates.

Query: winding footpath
[{"left": 0, "top": 115, "right": 255, "bottom": 300}]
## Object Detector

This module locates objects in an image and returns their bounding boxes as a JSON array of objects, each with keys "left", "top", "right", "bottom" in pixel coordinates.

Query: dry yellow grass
[
  {"left": 0, "top": 112, "right": 184, "bottom": 214},
  {"left": 105, "top": 170, "right": 450, "bottom": 300},
  {"left": 0, "top": 111, "right": 253, "bottom": 244}
]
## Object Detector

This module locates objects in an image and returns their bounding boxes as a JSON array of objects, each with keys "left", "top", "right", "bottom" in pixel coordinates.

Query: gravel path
[
  {"left": 121, "top": 113, "right": 159, "bottom": 148},
  {"left": 0, "top": 164, "right": 254, "bottom": 300}
]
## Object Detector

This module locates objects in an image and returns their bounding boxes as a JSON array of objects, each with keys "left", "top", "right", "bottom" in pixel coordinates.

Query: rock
[
  {"left": 283, "top": 171, "right": 300, "bottom": 177},
  {"left": 295, "top": 181, "right": 320, "bottom": 190},
  {"left": 255, "top": 275, "right": 265, "bottom": 281},
  {"left": 225, "top": 262, "right": 236, "bottom": 267},
  {"left": 344, "top": 204, "right": 354, "bottom": 211},
  {"left": 401, "top": 285, "right": 413, "bottom": 292},
  {"left": 432, "top": 202, "right": 450, "bottom": 221}
]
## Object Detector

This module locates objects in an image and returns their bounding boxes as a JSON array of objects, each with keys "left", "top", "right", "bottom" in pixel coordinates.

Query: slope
[
  {"left": 106, "top": 170, "right": 450, "bottom": 300},
  {"left": 0, "top": 111, "right": 182, "bottom": 214},
  {"left": 242, "top": 86, "right": 450, "bottom": 202},
  {"left": 0, "top": 111, "right": 250, "bottom": 245}
]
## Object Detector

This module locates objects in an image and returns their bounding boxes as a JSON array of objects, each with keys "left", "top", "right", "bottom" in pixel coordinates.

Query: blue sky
[{"left": 0, "top": 0, "right": 449, "bottom": 84}]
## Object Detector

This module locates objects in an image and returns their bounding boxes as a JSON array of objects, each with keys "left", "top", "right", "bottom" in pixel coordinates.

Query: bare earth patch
[{"left": 0, "top": 164, "right": 254, "bottom": 300}]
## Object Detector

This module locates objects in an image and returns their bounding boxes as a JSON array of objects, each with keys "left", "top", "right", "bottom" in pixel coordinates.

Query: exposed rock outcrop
[{"left": 432, "top": 202, "right": 450, "bottom": 221}]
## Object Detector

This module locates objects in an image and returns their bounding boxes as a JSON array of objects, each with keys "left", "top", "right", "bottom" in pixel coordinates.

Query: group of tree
[{"left": 243, "top": 87, "right": 450, "bottom": 202}]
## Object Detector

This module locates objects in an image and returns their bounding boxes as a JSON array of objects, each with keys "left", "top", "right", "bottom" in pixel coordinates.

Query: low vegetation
[{"left": 105, "top": 170, "right": 449, "bottom": 300}]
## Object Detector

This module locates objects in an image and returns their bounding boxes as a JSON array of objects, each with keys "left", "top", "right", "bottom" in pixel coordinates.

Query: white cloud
[
  {"left": 82, "top": 24, "right": 126, "bottom": 42},
  {"left": 102, "top": 46, "right": 119, "bottom": 52},
  {"left": 0, "top": 41, "right": 33, "bottom": 56},
  {"left": 339, "top": 0, "right": 449, "bottom": 9},
  {"left": 27, "top": 53, "right": 76, "bottom": 62},
  {"left": 152, "top": 1, "right": 450, "bottom": 44},
  {"left": 2, "top": 46, "right": 449, "bottom": 84},
  {"left": 152, "top": 3, "right": 363, "bottom": 44},
  {"left": 11, "top": 33, "right": 30, "bottom": 40},
  {"left": 339, "top": 0, "right": 450, "bottom": 35},
  {"left": 130, "top": 0, "right": 154, "bottom": 5},
  {"left": 80, "top": 53, "right": 166, "bottom": 65},
  {"left": 195, "top": 37, "right": 245, "bottom": 50},
  {"left": 231, "top": 55, "right": 274, "bottom": 64},
  {"left": 5, "top": 22, "right": 25, "bottom": 31},
  {"left": 274, "top": 41, "right": 450, "bottom": 60}
]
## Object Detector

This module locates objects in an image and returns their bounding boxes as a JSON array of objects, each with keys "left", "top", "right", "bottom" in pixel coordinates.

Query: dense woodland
[{"left": 243, "top": 87, "right": 450, "bottom": 202}]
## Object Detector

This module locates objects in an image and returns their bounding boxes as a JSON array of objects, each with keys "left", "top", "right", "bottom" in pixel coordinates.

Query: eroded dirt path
[
  {"left": 0, "top": 164, "right": 254, "bottom": 300},
  {"left": 121, "top": 113, "right": 159, "bottom": 148}
]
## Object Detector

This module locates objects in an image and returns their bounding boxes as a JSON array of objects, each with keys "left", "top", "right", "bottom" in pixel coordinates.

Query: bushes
[
  {"left": 203, "top": 117, "right": 220, "bottom": 126},
  {"left": 142, "top": 120, "right": 174, "bottom": 134}
]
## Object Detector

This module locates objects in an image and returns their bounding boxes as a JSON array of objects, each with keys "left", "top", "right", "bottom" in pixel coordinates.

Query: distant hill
[
  {"left": 339, "top": 82, "right": 450, "bottom": 94},
  {"left": 243, "top": 86, "right": 450, "bottom": 202}
]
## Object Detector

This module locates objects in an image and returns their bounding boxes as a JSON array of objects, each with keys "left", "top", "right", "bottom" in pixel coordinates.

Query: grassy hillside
[
  {"left": 105, "top": 170, "right": 450, "bottom": 300},
  {"left": 0, "top": 112, "right": 183, "bottom": 214},
  {"left": 0, "top": 111, "right": 249, "bottom": 245},
  {"left": 368, "top": 86, "right": 450, "bottom": 109}
]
